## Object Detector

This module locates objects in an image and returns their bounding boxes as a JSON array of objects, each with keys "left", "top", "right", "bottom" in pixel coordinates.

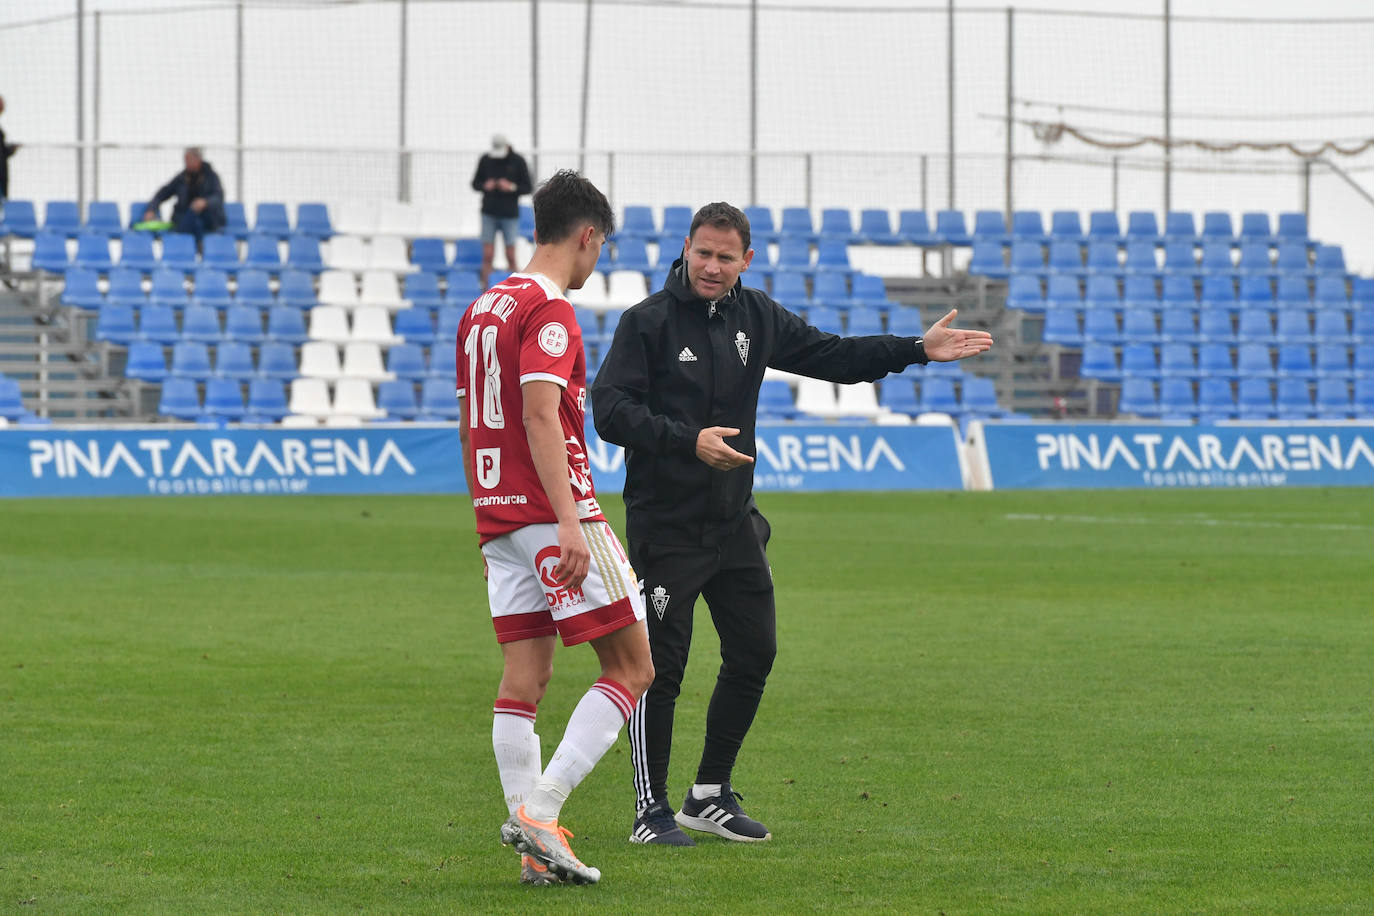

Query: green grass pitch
[{"left": 3, "top": 489, "right": 1372, "bottom": 913}]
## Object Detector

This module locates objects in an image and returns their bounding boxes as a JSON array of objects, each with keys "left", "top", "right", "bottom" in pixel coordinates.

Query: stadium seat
[
  {"left": 394, "top": 307, "right": 433, "bottom": 343},
  {"left": 1121, "top": 275, "right": 1158, "bottom": 312},
  {"left": 255, "top": 203, "right": 292, "bottom": 240},
  {"left": 307, "top": 305, "right": 352, "bottom": 344},
  {"left": 918, "top": 377, "right": 960, "bottom": 415},
  {"left": 341, "top": 342, "right": 393, "bottom": 382},
  {"left": 1313, "top": 310, "right": 1350, "bottom": 344},
  {"left": 872, "top": 378, "right": 916, "bottom": 417},
  {"left": 325, "top": 235, "right": 370, "bottom": 273},
  {"left": 181, "top": 304, "right": 223, "bottom": 343},
  {"left": 359, "top": 270, "right": 405, "bottom": 310},
  {"left": 203, "top": 378, "right": 246, "bottom": 419},
  {"left": 886, "top": 308, "right": 925, "bottom": 338},
  {"left": 350, "top": 307, "right": 399, "bottom": 346},
  {"left": 224, "top": 202, "right": 251, "bottom": 241},
  {"left": 377, "top": 380, "right": 419, "bottom": 420},
  {"left": 296, "top": 202, "right": 334, "bottom": 239},
  {"left": 73, "top": 233, "right": 113, "bottom": 272},
  {"left": 1313, "top": 378, "right": 1351, "bottom": 419},
  {"left": 1357, "top": 379, "right": 1374, "bottom": 416},
  {"left": 806, "top": 306, "right": 843, "bottom": 336},
  {"left": 288, "top": 378, "right": 333, "bottom": 419},
  {"left": 1010, "top": 240, "right": 1046, "bottom": 276},
  {"left": 1238, "top": 275, "right": 1275, "bottom": 311},
  {"left": 318, "top": 270, "right": 359, "bottom": 309},
  {"left": 972, "top": 210, "right": 1008, "bottom": 245},
  {"left": 1275, "top": 212, "right": 1307, "bottom": 244},
  {"left": 244, "top": 234, "right": 284, "bottom": 273},
  {"left": 1087, "top": 211, "right": 1121, "bottom": 242},
  {"left": 1313, "top": 276, "right": 1350, "bottom": 310},
  {"left": 845, "top": 308, "right": 883, "bottom": 337},
  {"left": 1236, "top": 311, "right": 1275, "bottom": 344},
  {"left": 661, "top": 206, "right": 693, "bottom": 239},
  {"left": 124, "top": 341, "right": 168, "bottom": 382},
  {"left": 1048, "top": 210, "right": 1085, "bottom": 244},
  {"left": 1005, "top": 275, "right": 1043, "bottom": 311},
  {"left": 1085, "top": 240, "right": 1122, "bottom": 277},
  {"left": 1046, "top": 240, "right": 1085, "bottom": 276},
  {"left": 170, "top": 341, "right": 213, "bottom": 380},
  {"left": 369, "top": 236, "right": 415, "bottom": 273},
  {"left": 1164, "top": 211, "right": 1197, "bottom": 243},
  {"left": 851, "top": 274, "right": 894, "bottom": 311},
  {"left": 1197, "top": 377, "right": 1236, "bottom": 421},
  {"left": 858, "top": 209, "right": 899, "bottom": 245},
  {"left": 419, "top": 378, "right": 461, "bottom": 420},
  {"left": 968, "top": 240, "right": 1007, "bottom": 279},
  {"left": 246, "top": 378, "right": 290, "bottom": 420},
  {"left": 1117, "top": 377, "right": 1158, "bottom": 417},
  {"left": 402, "top": 272, "right": 444, "bottom": 310},
  {"left": 961, "top": 376, "right": 1004, "bottom": 416},
  {"left": 897, "top": 210, "right": 938, "bottom": 246},
  {"left": 1275, "top": 343, "right": 1315, "bottom": 379},
  {"left": 234, "top": 270, "right": 276, "bottom": 310},
  {"left": 299, "top": 341, "right": 342, "bottom": 380},
  {"left": 1275, "top": 241, "right": 1308, "bottom": 276},
  {"left": 1199, "top": 240, "right": 1236, "bottom": 277},
  {"left": 44, "top": 200, "right": 82, "bottom": 238},
  {"left": 1160, "top": 275, "right": 1197, "bottom": 309},
  {"left": 257, "top": 341, "right": 299, "bottom": 379},
  {"left": 1158, "top": 378, "right": 1197, "bottom": 420},
  {"left": 813, "top": 239, "right": 853, "bottom": 276},
  {"left": 1201, "top": 211, "right": 1234, "bottom": 242},
  {"left": 59, "top": 268, "right": 104, "bottom": 310},
  {"left": 95, "top": 303, "right": 138, "bottom": 345},
  {"left": 1356, "top": 311, "right": 1374, "bottom": 344},
  {"left": 332, "top": 200, "right": 377, "bottom": 239},
  {"left": 1238, "top": 241, "right": 1274, "bottom": 278},
  {"left": 819, "top": 208, "right": 856, "bottom": 243},
  {"left": 428, "top": 342, "right": 457, "bottom": 379},
  {"left": 215, "top": 340, "right": 257, "bottom": 379},
  {"left": 201, "top": 234, "right": 242, "bottom": 274},
  {"left": 1079, "top": 342, "right": 1120, "bottom": 381},
  {"left": 1314, "top": 344, "right": 1351, "bottom": 379},
  {"left": 742, "top": 207, "right": 777, "bottom": 245},
  {"left": 779, "top": 206, "right": 817, "bottom": 242},
  {"left": 1239, "top": 212, "right": 1272, "bottom": 243},
  {"left": 756, "top": 379, "right": 800, "bottom": 420},
  {"left": 773, "top": 237, "right": 812, "bottom": 276},
  {"left": 191, "top": 268, "right": 234, "bottom": 310},
  {"left": 934, "top": 210, "right": 972, "bottom": 246},
  {"left": 158, "top": 233, "right": 199, "bottom": 274},
  {"left": 277, "top": 270, "right": 319, "bottom": 310},
  {"left": 1200, "top": 275, "right": 1238, "bottom": 312},
  {"left": 1197, "top": 342, "right": 1236, "bottom": 378},
  {"left": 433, "top": 308, "right": 463, "bottom": 346},
  {"left": 418, "top": 204, "right": 465, "bottom": 240},
  {"left": 1081, "top": 275, "right": 1118, "bottom": 310},
  {"left": 1011, "top": 210, "right": 1048, "bottom": 245},
  {"left": 1236, "top": 342, "right": 1275, "bottom": 377},
  {"left": 118, "top": 232, "right": 158, "bottom": 273},
  {"left": 158, "top": 378, "right": 202, "bottom": 420},
  {"left": 1125, "top": 211, "right": 1161, "bottom": 245},
  {"left": 1275, "top": 274, "right": 1311, "bottom": 309},
  {"left": 1159, "top": 342, "right": 1196, "bottom": 378},
  {"left": 811, "top": 273, "right": 853, "bottom": 310},
  {"left": 31, "top": 233, "right": 70, "bottom": 273},
  {"left": 409, "top": 238, "right": 447, "bottom": 275},
  {"left": 1123, "top": 240, "right": 1161, "bottom": 278},
  {"left": 1275, "top": 310, "right": 1313, "bottom": 345},
  {"left": 1311, "top": 244, "right": 1344, "bottom": 280},
  {"left": 386, "top": 343, "right": 428, "bottom": 381},
  {"left": 266, "top": 306, "right": 308, "bottom": 344},
  {"left": 0, "top": 199, "right": 39, "bottom": 238},
  {"left": 138, "top": 304, "right": 181, "bottom": 344},
  {"left": 1041, "top": 307, "right": 1082, "bottom": 347},
  {"left": 1236, "top": 378, "right": 1275, "bottom": 419},
  {"left": 1162, "top": 241, "right": 1198, "bottom": 278},
  {"left": 619, "top": 205, "right": 657, "bottom": 240},
  {"left": 1121, "top": 308, "right": 1159, "bottom": 344},
  {"left": 1120, "top": 342, "right": 1158, "bottom": 378},
  {"left": 446, "top": 239, "right": 479, "bottom": 277},
  {"left": 833, "top": 382, "right": 886, "bottom": 420}
]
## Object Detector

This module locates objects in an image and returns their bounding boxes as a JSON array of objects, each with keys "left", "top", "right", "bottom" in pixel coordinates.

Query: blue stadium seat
[
  {"left": 758, "top": 379, "right": 801, "bottom": 420},
  {"left": 812, "top": 273, "right": 854, "bottom": 310},
  {"left": 661, "top": 206, "right": 693, "bottom": 239},
  {"left": 1313, "top": 310, "right": 1349, "bottom": 344},
  {"left": 1123, "top": 240, "right": 1161, "bottom": 278},
  {"left": 74, "top": 233, "right": 113, "bottom": 272},
  {"left": 1197, "top": 377, "right": 1235, "bottom": 421},
  {"left": 225, "top": 305, "right": 265, "bottom": 344},
  {"left": 106, "top": 268, "right": 147, "bottom": 308},
  {"left": 1201, "top": 211, "right": 1234, "bottom": 242},
  {"left": 1009, "top": 240, "right": 1046, "bottom": 276},
  {"left": 1237, "top": 378, "right": 1276, "bottom": 420},
  {"left": 0, "top": 377, "right": 26, "bottom": 421},
  {"left": 743, "top": 207, "right": 778, "bottom": 245},
  {"left": 296, "top": 203, "right": 334, "bottom": 239},
  {"left": 1159, "top": 342, "right": 1196, "bottom": 379},
  {"left": 1357, "top": 379, "right": 1374, "bottom": 416},
  {"left": 32, "top": 233, "right": 70, "bottom": 273},
  {"left": 961, "top": 376, "right": 1004, "bottom": 416},
  {"left": 814, "top": 239, "right": 852, "bottom": 276},
  {"left": 775, "top": 238, "right": 813, "bottom": 275},
  {"left": 244, "top": 234, "right": 283, "bottom": 273},
  {"left": 1159, "top": 308, "right": 1198, "bottom": 344},
  {"left": 1160, "top": 274, "right": 1196, "bottom": 307},
  {"left": 393, "top": 308, "right": 433, "bottom": 343},
  {"left": 1121, "top": 275, "right": 1158, "bottom": 310},
  {"left": 1164, "top": 211, "right": 1197, "bottom": 243},
  {"left": 1085, "top": 240, "right": 1122, "bottom": 277},
  {"left": 1199, "top": 240, "right": 1236, "bottom": 277},
  {"left": 973, "top": 209, "right": 1008, "bottom": 244},
  {"left": 1276, "top": 343, "right": 1315, "bottom": 378},
  {"left": 1083, "top": 308, "right": 1120, "bottom": 344},
  {"left": 1083, "top": 275, "right": 1119, "bottom": 310},
  {"left": 1198, "top": 343, "right": 1235, "bottom": 378},
  {"left": 779, "top": 207, "right": 816, "bottom": 242},
  {"left": 1269, "top": 379, "right": 1313, "bottom": 420},
  {"left": 1162, "top": 241, "right": 1198, "bottom": 278},
  {"left": 934, "top": 210, "right": 971, "bottom": 246},
  {"left": 1314, "top": 344, "right": 1351, "bottom": 379},
  {"left": 1315, "top": 378, "right": 1352, "bottom": 419},
  {"left": 215, "top": 340, "right": 257, "bottom": 379},
  {"left": 620, "top": 205, "right": 657, "bottom": 240},
  {"left": 1274, "top": 274, "right": 1310, "bottom": 309},
  {"left": 203, "top": 378, "right": 246, "bottom": 419},
  {"left": 819, "top": 208, "right": 856, "bottom": 243},
  {"left": 1158, "top": 378, "right": 1197, "bottom": 420},
  {"left": 1125, "top": 211, "right": 1161, "bottom": 245},
  {"left": 139, "top": 304, "right": 181, "bottom": 344},
  {"left": 255, "top": 202, "right": 292, "bottom": 240},
  {"left": 1049, "top": 210, "right": 1085, "bottom": 244},
  {"left": 1198, "top": 309, "right": 1234, "bottom": 344},
  {"left": 1355, "top": 311, "right": 1374, "bottom": 344},
  {"left": 770, "top": 272, "right": 810, "bottom": 312},
  {"left": 1088, "top": 211, "right": 1121, "bottom": 242},
  {"left": 158, "top": 378, "right": 202, "bottom": 420},
  {"left": 1079, "top": 342, "right": 1120, "bottom": 381},
  {"left": 1121, "top": 342, "right": 1158, "bottom": 378},
  {"left": 377, "top": 380, "right": 420, "bottom": 420},
  {"left": 434, "top": 307, "right": 463, "bottom": 345},
  {"left": 1275, "top": 212, "right": 1307, "bottom": 244},
  {"left": 59, "top": 268, "right": 103, "bottom": 310},
  {"left": 845, "top": 308, "right": 884, "bottom": 337},
  {"left": 1236, "top": 342, "right": 1275, "bottom": 377},
  {"left": 1011, "top": 210, "right": 1049, "bottom": 244},
  {"left": 85, "top": 201, "right": 123, "bottom": 237},
  {"left": 181, "top": 304, "right": 223, "bottom": 343},
  {"left": 858, "top": 209, "right": 899, "bottom": 245},
  {"left": 1238, "top": 275, "right": 1275, "bottom": 311},
  {"left": 887, "top": 307, "right": 924, "bottom": 338},
  {"left": 1236, "top": 310, "right": 1275, "bottom": 344},
  {"left": 123, "top": 200, "right": 147, "bottom": 230},
  {"left": 519, "top": 204, "right": 535, "bottom": 240},
  {"left": 224, "top": 202, "right": 251, "bottom": 241},
  {"left": 1047, "top": 240, "right": 1085, "bottom": 276},
  {"left": 1041, "top": 307, "right": 1082, "bottom": 346},
  {"left": 170, "top": 341, "right": 213, "bottom": 380},
  {"left": 266, "top": 306, "right": 308, "bottom": 344},
  {"left": 919, "top": 377, "right": 960, "bottom": 414},
  {"left": 419, "top": 378, "right": 461, "bottom": 419},
  {"left": 201, "top": 234, "right": 241, "bottom": 274},
  {"left": 1238, "top": 241, "right": 1274, "bottom": 278},
  {"left": 234, "top": 269, "right": 275, "bottom": 309},
  {"left": 897, "top": 210, "right": 937, "bottom": 246},
  {"left": 385, "top": 343, "right": 428, "bottom": 381},
  {"left": 1239, "top": 212, "right": 1272, "bottom": 243},
  {"left": 968, "top": 240, "right": 1007, "bottom": 279},
  {"left": 277, "top": 270, "right": 318, "bottom": 310},
  {"left": 192, "top": 268, "right": 234, "bottom": 310},
  {"left": 114, "top": 233, "right": 156, "bottom": 274},
  {"left": 1275, "top": 241, "right": 1308, "bottom": 276},
  {"left": 876, "top": 378, "right": 919, "bottom": 416},
  {"left": 1200, "top": 275, "right": 1238, "bottom": 312},
  {"left": 159, "top": 234, "right": 200, "bottom": 274},
  {"left": 614, "top": 236, "right": 653, "bottom": 273},
  {"left": 850, "top": 274, "right": 894, "bottom": 311},
  {"left": 1313, "top": 275, "right": 1349, "bottom": 310},
  {"left": 95, "top": 303, "right": 138, "bottom": 345},
  {"left": 402, "top": 272, "right": 444, "bottom": 310},
  {"left": 1117, "top": 377, "right": 1158, "bottom": 416},
  {"left": 1275, "top": 309, "right": 1313, "bottom": 345},
  {"left": 1044, "top": 275, "right": 1082, "bottom": 312},
  {"left": 429, "top": 341, "right": 458, "bottom": 379},
  {"left": 0, "top": 199, "right": 39, "bottom": 238},
  {"left": 44, "top": 200, "right": 82, "bottom": 238},
  {"left": 247, "top": 378, "right": 290, "bottom": 420},
  {"left": 1005, "top": 275, "right": 1043, "bottom": 311},
  {"left": 806, "top": 306, "right": 843, "bottom": 336},
  {"left": 1122, "top": 307, "right": 1160, "bottom": 344},
  {"left": 410, "top": 238, "right": 447, "bottom": 275},
  {"left": 256, "top": 342, "right": 298, "bottom": 379},
  {"left": 124, "top": 340, "right": 168, "bottom": 382},
  {"left": 452, "top": 239, "right": 484, "bottom": 274}
]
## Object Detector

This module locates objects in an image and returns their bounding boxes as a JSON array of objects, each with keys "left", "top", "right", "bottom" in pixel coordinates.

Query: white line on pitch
[{"left": 1002, "top": 513, "right": 1373, "bottom": 533}]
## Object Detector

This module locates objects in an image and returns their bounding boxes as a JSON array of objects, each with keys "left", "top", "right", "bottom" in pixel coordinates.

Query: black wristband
[{"left": 912, "top": 336, "right": 929, "bottom": 365}]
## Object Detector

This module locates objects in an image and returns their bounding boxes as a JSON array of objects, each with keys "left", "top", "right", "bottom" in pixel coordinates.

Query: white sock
[
  {"left": 524, "top": 678, "right": 634, "bottom": 823},
  {"left": 492, "top": 699, "right": 541, "bottom": 817},
  {"left": 691, "top": 783, "right": 723, "bottom": 801}
]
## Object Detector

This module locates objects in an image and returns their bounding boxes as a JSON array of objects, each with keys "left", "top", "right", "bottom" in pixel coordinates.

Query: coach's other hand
[
  {"left": 923, "top": 308, "right": 994, "bottom": 362},
  {"left": 696, "top": 426, "right": 754, "bottom": 471}
]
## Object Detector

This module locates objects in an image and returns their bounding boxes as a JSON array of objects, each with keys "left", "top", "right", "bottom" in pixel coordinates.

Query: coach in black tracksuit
[{"left": 591, "top": 202, "right": 993, "bottom": 845}]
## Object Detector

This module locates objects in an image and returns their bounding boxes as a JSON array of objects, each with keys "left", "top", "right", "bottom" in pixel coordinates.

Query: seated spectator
[{"left": 144, "top": 147, "right": 226, "bottom": 240}]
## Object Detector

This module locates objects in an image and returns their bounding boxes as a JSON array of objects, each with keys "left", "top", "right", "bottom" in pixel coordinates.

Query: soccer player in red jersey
[{"left": 456, "top": 170, "right": 653, "bottom": 886}]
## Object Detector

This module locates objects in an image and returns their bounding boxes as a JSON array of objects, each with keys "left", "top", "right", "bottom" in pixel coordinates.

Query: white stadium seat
[
  {"left": 298, "top": 341, "right": 342, "bottom": 380},
  {"left": 419, "top": 204, "right": 466, "bottom": 240},
  {"left": 376, "top": 201, "right": 422, "bottom": 238},
  {"left": 333, "top": 378, "right": 384, "bottom": 419},
  {"left": 333, "top": 200, "right": 378, "bottom": 238},
  {"left": 795, "top": 377, "right": 842, "bottom": 419},
  {"left": 606, "top": 270, "right": 649, "bottom": 309},
  {"left": 324, "top": 235, "right": 369, "bottom": 273},
  {"left": 570, "top": 271, "right": 609, "bottom": 310},
  {"left": 834, "top": 382, "right": 887, "bottom": 419},
  {"left": 349, "top": 307, "right": 399, "bottom": 345},
  {"left": 359, "top": 270, "right": 405, "bottom": 310},
  {"left": 307, "top": 305, "right": 352, "bottom": 344},
  {"left": 317, "top": 269, "right": 360, "bottom": 309},
  {"left": 367, "top": 235, "right": 416, "bottom": 273},
  {"left": 288, "top": 377, "right": 333, "bottom": 417},
  {"left": 341, "top": 342, "right": 394, "bottom": 382}
]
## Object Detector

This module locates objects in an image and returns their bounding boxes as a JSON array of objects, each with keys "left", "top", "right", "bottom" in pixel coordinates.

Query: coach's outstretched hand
[{"left": 922, "top": 309, "right": 994, "bottom": 362}]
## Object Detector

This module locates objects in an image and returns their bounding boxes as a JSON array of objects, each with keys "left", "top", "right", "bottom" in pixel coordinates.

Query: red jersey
[{"left": 456, "top": 272, "right": 604, "bottom": 544}]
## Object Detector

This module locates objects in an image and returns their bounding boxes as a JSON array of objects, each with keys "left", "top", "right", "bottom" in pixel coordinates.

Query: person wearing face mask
[
  {"left": 591, "top": 201, "right": 993, "bottom": 847},
  {"left": 471, "top": 133, "right": 533, "bottom": 287}
]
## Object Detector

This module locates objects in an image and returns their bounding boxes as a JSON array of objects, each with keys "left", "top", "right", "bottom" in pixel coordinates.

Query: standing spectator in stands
[
  {"left": 0, "top": 95, "right": 19, "bottom": 200},
  {"left": 143, "top": 147, "right": 226, "bottom": 241},
  {"left": 471, "top": 133, "right": 532, "bottom": 287}
]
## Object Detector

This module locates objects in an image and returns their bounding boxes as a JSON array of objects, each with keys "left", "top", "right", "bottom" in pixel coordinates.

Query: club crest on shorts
[
  {"left": 650, "top": 585, "right": 669, "bottom": 619},
  {"left": 735, "top": 331, "right": 750, "bottom": 365}
]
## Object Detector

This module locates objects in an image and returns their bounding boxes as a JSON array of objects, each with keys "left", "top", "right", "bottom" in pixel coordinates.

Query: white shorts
[{"left": 482, "top": 520, "right": 646, "bottom": 646}]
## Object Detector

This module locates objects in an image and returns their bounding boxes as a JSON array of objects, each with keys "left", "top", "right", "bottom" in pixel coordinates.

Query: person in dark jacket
[
  {"left": 471, "top": 133, "right": 533, "bottom": 287},
  {"left": 592, "top": 202, "right": 993, "bottom": 846},
  {"left": 143, "top": 147, "right": 226, "bottom": 241},
  {"left": 0, "top": 95, "right": 19, "bottom": 200}
]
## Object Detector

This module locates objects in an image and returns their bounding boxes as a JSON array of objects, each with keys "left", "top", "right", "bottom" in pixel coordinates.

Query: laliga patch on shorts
[{"left": 538, "top": 322, "right": 569, "bottom": 357}]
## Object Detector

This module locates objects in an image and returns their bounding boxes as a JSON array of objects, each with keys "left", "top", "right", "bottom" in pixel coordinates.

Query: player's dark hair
[
  {"left": 532, "top": 169, "right": 615, "bottom": 244},
  {"left": 689, "top": 202, "right": 751, "bottom": 253}
]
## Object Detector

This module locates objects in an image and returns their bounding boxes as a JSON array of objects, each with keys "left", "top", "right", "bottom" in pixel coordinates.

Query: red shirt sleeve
[{"left": 518, "top": 295, "right": 581, "bottom": 388}]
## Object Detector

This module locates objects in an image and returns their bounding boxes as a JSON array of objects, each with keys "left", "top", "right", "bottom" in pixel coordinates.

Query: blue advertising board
[
  {"left": 0, "top": 423, "right": 965, "bottom": 498},
  {"left": 981, "top": 423, "right": 1374, "bottom": 490}
]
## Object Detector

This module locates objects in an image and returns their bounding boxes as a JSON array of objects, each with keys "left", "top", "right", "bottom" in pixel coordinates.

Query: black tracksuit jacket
[{"left": 591, "top": 259, "right": 926, "bottom": 549}]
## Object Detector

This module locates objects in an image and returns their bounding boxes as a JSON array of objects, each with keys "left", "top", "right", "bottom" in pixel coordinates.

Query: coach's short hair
[
  {"left": 532, "top": 169, "right": 615, "bottom": 244},
  {"left": 689, "top": 202, "right": 751, "bottom": 253}
]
